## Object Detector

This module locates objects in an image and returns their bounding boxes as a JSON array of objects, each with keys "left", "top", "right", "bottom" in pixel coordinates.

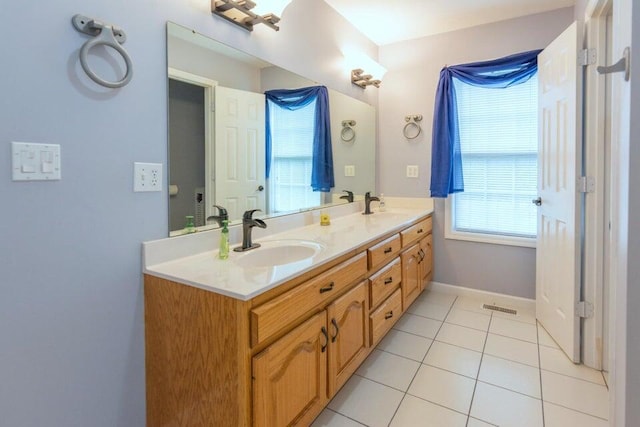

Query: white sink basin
[{"left": 233, "top": 240, "right": 324, "bottom": 268}]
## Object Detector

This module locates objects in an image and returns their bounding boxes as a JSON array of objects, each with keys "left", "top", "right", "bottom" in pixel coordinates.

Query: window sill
[{"left": 445, "top": 229, "right": 536, "bottom": 248}]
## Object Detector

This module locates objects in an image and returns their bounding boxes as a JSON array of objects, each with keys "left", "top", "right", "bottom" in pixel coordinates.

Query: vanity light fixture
[
  {"left": 212, "top": 0, "right": 292, "bottom": 32},
  {"left": 351, "top": 69, "right": 381, "bottom": 88}
]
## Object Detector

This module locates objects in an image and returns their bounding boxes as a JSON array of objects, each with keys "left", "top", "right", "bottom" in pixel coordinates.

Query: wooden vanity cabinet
[{"left": 145, "top": 213, "right": 433, "bottom": 427}]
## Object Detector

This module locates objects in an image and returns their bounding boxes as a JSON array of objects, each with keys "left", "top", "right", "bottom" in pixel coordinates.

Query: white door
[
  {"left": 536, "top": 21, "right": 583, "bottom": 363},
  {"left": 214, "top": 86, "right": 266, "bottom": 221}
]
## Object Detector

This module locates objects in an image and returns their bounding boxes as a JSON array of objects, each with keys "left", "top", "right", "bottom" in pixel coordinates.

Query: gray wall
[
  {"left": 0, "top": 1, "right": 377, "bottom": 425},
  {"left": 378, "top": 8, "right": 574, "bottom": 298}
]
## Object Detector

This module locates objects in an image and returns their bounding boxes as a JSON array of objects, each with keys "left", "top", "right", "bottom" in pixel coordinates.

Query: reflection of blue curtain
[
  {"left": 430, "top": 49, "right": 542, "bottom": 198},
  {"left": 265, "top": 86, "right": 334, "bottom": 192}
]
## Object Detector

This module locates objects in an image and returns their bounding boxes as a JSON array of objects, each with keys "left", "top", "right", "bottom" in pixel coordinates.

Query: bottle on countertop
[
  {"left": 379, "top": 193, "right": 386, "bottom": 212},
  {"left": 219, "top": 220, "right": 230, "bottom": 260},
  {"left": 184, "top": 215, "right": 196, "bottom": 234}
]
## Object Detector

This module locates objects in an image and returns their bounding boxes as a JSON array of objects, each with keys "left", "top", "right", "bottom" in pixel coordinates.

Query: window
[
  {"left": 447, "top": 74, "right": 538, "bottom": 246},
  {"left": 267, "top": 98, "right": 321, "bottom": 213}
]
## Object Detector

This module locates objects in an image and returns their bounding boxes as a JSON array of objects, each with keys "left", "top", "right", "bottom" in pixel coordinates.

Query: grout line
[
  {"left": 322, "top": 408, "right": 369, "bottom": 426},
  {"left": 390, "top": 325, "right": 438, "bottom": 341},
  {"left": 376, "top": 346, "right": 430, "bottom": 364},
  {"left": 536, "top": 322, "right": 546, "bottom": 427},
  {"left": 539, "top": 366, "right": 609, "bottom": 386},
  {"left": 475, "top": 379, "right": 542, "bottom": 400},
  {"left": 351, "top": 373, "right": 409, "bottom": 394},
  {"left": 467, "top": 310, "right": 491, "bottom": 422},
  {"left": 542, "top": 400, "right": 610, "bottom": 422},
  {"left": 486, "top": 330, "right": 539, "bottom": 346},
  {"left": 404, "top": 390, "right": 473, "bottom": 419}
]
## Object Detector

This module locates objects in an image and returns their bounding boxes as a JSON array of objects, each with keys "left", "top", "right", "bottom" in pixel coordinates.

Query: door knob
[
  {"left": 257, "top": 185, "right": 264, "bottom": 191},
  {"left": 532, "top": 197, "right": 542, "bottom": 206}
]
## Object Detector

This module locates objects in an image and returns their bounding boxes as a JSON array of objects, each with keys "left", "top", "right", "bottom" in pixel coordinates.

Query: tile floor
[{"left": 311, "top": 289, "right": 609, "bottom": 427}]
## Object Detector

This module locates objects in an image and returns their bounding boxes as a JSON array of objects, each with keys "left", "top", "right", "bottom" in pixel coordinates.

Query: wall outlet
[
  {"left": 134, "top": 162, "right": 163, "bottom": 192},
  {"left": 406, "top": 165, "right": 419, "bottom": 178}
]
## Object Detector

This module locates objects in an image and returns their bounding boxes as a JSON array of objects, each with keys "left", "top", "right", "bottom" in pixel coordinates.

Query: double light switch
[{"left": 11, "top": 142, "right": 61, "bottom": 181}]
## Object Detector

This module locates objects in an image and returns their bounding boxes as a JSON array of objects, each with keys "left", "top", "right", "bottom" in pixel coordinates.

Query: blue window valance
[
  {"left": 265, "top": 86, "right": 334, "bottom": 192},
  {"left": 430, "top": 49, "right": 542, "bottom": 198}
]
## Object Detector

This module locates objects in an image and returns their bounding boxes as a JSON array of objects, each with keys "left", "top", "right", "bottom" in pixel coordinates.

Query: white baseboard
[{"left": 428, "top": 281, "right": 536, "bottom": 312}]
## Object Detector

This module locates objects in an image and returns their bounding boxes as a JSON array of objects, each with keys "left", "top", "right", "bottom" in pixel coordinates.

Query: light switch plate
[
  {"left": 12, "top": 142, "right": 61, "bottom": 181},
  {"left": 344, "top": 165, "right": 356, "bottom": 177},
  {"left": 406, "top": 165, "right": 419, "bottom": 178},
  {"left": 134, "top": 162, "right": 163, "bottom": 192}
]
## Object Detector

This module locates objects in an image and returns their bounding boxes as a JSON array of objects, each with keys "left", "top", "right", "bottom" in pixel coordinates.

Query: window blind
[
  {"left": 452, "top": 75, "right": 538, "bottom": 238},
  {"left": 268, "top": 99, "right": 321, "bottom": 213}
]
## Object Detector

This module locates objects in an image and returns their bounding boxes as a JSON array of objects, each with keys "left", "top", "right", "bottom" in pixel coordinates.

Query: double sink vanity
[{"left": 143, "top": 198, "right": 434, "bottom": 426}]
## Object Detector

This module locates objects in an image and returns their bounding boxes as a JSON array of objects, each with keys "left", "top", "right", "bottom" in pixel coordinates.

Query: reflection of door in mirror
[
  {"left": 214, "top": 86, "right": 266, "bottom": 221},
  {"left": 268, "top": 98, "right": 321, "bottom": 214}
]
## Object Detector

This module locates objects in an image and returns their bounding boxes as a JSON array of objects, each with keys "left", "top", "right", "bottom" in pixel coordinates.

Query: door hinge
[
  {"left": 577, "top": 176, "right": 596, "bottom": 193},
  {"left": 579, "top": 48, "right": 597, "bottom": 66},
  {"left": 211, "top": 102, "right": 216, "bottom": 112},
  {"left": 576, "top": 301, "right": 594, "bottom": 318}
]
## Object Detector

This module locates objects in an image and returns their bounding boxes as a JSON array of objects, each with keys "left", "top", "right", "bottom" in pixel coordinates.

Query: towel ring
[
  {"left": 341, "top": 120, "right": 356, "bottom": 142},
  {"left": 403, "top": 114, "right": 423, "bottom": 140},
  {"left": 72, "top": 14, "right": 133, "bottom": 88}
]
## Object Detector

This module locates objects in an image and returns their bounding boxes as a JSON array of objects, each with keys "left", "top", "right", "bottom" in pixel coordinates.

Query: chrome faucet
[
  {"left": 339, "top": 190, "right": 354, "bottom": 203},
  {"left": 363, "top": 192, "right": 380, "bottom": 215},
  {"left": 206, "top": 205, "right": 228, "bottom": 227},
  {"left": 234, "top": 209, "right": 267, "bottom": 252}
]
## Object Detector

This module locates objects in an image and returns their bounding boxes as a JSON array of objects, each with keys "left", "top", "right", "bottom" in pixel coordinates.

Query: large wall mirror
[{"left": 167, "top": 22, "right": 376, "bottom": 236}]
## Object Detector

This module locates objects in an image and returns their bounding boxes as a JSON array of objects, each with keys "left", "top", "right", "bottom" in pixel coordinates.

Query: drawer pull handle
[
  {"left": 321, "top": 326, "right": 328, "bottom": 352},
  {"left": 384, "top": 277, "right": 393, "bottom": 285},
  {"left": 385, "top": 311, "right": 394, "bottom": 320},
  {"left": 384, "top": 247, "right": 392, "bottom": 254},
  {"left": 418, "top": 249, "right": 425, "bottom": 261},
  {"left": 331, "top": 318, "right": 340, "bottom": 342},
  {"left": 319, "top": 282, "right": 335, "bottom": 294},
  {"left": 417, "top": 228, "right": 424, "bottom": 234}
]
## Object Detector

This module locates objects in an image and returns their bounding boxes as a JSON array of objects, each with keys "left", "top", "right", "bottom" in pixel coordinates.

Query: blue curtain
[
  {"left": 265, "top": 86, "right": 334, "bottom": 192},
  {"left": 430, "top": 49, "right": 542, "bottom": 198}
]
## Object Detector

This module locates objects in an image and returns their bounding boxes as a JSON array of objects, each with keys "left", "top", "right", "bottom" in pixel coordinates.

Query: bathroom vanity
[{"left": 143, "top": 200, "right": 433, "bottom": 426}]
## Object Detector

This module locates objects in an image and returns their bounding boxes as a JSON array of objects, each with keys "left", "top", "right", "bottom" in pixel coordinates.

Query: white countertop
[{"left": 143, "top": 198, "right": 434, "bottom": 301}]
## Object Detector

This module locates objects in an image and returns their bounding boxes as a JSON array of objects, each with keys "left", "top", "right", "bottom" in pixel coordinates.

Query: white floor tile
[
  {"left": 466, "top": 417, "right": 497, "bottom": 426},
  {"left": 537, "top": 323, "right": 560, "bottom": 348},
  {"left": 489, "top": 317, "right": 538, "bottom": 343},
  {"left": 376, "top": 329, "right": 433, "bottom": 362},
  {"left": 393, "top": 313, "right": 442, "bottom": 339},
  {"left": 484, "top": 333, "right": 539, "bottom": 367},
  {"left": 407, "top": 299, "right": 451, "bottom": 321},
  {"left": 390, "top": 394, "right": 467, "bottom": 427},
  {"left": 328, "top": 376, "right": 404, "bottom": 427},
  {"left": 541, "top": 370, "right": 609, "bottom": 419},
  {"left": 407, "top": 365, "right": 476, "bottom": 414},
  {"left": 436, "top": 323, "right": 487, "bottom": 352},
  {"left": 543, "top": 401, "right": 609, "bottom": 427},
  {"left": 470, "top": 382, "right": 543, "bottom": 427},
  {"left": 452, "top": 296, "right": 491, "bottom": 314},
  {"left": 539, "top": 346, "right": 605, "bottom": 385},
  {"left": 445, "top": 308, "right": 491, "bottom": 331},
  {"left": 478, "top": 354, "right": 541, "bottom": 398},
  {"left": 423, "top": 341, "right": 482, "bottom": 378},
  {"left": 417, "top": 289, "right": 457, "bottom": 307},
  {"left": 311, "top": 409, "right": 365, "bottom": 427},
  {"left": 355, "top": 349, "right": 421, "bottom": 391}
]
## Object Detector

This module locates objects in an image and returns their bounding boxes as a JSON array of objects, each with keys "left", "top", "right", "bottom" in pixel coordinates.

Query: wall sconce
[
  {"left": 344, "top": 49, "right": 387, "bottom": 89},
  {"left": 212, "top": 0, "right": 292, "bottom": 32}
]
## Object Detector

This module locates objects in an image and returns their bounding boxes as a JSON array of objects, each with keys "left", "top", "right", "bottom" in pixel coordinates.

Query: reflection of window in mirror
[{"left": 268, "top": 99, "right": 320, "bottom": 213}]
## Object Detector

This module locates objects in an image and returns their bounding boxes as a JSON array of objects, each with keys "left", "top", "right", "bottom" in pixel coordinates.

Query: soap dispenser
[
  {"left": 219, "top": 220, "right": 230, "bottom": 260},
  {"left": 379, "top": 194, "right": 386, "bottom": 212}
]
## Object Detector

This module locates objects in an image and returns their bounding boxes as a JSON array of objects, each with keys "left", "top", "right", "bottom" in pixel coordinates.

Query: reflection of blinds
[
  {"left": 452, "top": 75, "right": 538, "bottom": 238},
  {"left": 268, "top": 99, "right": 321, "bottom": 213}
]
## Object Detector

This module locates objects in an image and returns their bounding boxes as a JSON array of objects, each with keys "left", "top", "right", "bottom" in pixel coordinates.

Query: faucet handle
[
  {"left": 243, "top": 209, "right": 262, "bottom": 220},
  {"left": 213, "top": 204, "right": 228, "bottom": 218}
]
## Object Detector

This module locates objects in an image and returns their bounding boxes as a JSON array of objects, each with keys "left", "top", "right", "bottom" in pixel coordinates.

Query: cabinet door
[
  {"left": 419, "top": 234, "right": 433, "bottom": 290},
  {"left": 401, "top": 243, "right": 421, "bottom": 310},
  {"left": 327, "top": 281, "right": 369, "bottom": 396},
  {"left": 253, "top": 311, "right": 328, "bottom": 427}
]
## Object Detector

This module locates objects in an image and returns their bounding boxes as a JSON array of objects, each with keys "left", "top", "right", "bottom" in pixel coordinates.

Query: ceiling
[{"left": 323, "top": 0, "right": 575, "bottom": 46}]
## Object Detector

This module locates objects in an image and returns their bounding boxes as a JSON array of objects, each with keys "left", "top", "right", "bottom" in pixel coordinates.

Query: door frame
[{"left": 168, "top": 68, "right": 218, "bottom": 221}]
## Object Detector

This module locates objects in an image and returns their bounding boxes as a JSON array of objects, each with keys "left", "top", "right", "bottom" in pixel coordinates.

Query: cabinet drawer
[
  {"left": 401, "top": 217, "right": 432, "bottom": 247},
  {"left": 369, "top": 258, "right": 401, "bottom": 309},
  {"left": 369, "top": 288, "right": 402, "bottom": 346},
  {"left": 367, "top": 234, "right": 401, "bottom": 269},
  {"left": 251, "top": 252, "right": 367, "bottom": 346}
]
